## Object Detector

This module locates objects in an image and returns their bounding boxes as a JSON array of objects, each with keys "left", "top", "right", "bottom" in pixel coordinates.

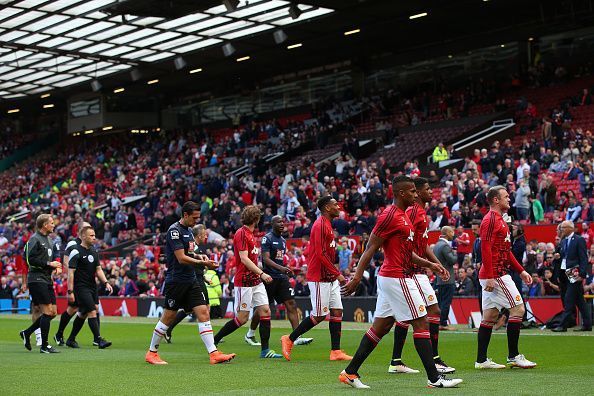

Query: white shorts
[
  {"left": 308, "top": 281, "right": 343, "bottom": 316},
  {"left": 480, "top": 274, "right": 523, "bottom": 310},
  {"left": 412, "top": 274, "right": 438, "bottom": 306},
  {"left": 375, "top": 276, "right": 427, "bottom": 322},
  {"left": 235, "top": 283, "right": 269, "bottom": 312}
]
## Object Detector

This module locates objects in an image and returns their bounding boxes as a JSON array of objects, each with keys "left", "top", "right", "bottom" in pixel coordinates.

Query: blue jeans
[
  {"left": 437, "top": 284, "right": 455, "bottom": 326},
  {"left": 516, "top": 207, "right": 529, "bottom": 221}
]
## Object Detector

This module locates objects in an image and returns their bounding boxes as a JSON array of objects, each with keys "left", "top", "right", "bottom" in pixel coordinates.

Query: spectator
[
  {"left": 332, "top": 211, "right": 350, "bottom": 236},
  {"left": 529, "top": 196, "right": 544, "bottom": 224},
  {"left": 294, "top": 274, "right": 310, "bottom": 297},
  {"left": 338, "top": 239, "right": 353, "bottom": 272},
  {"left": 455, "top": 226, "right": 471, "bottom": 265},
  {"left": 456, "top": 268, "right": 475, "bottom": 296},
  {"left": 514, "top": 180, "right": 531, "bottom": 221},
  {"left": 566, "top": 196, "right": 582, "bottom": 222},
  {"left": 527, "top": 273, "right": 544, "bottom": 296},
  {"left": 432, "top": 142, "right": 448, "bottom": 163},
  {"left": 433, "top": 226, "right": 457, "bottom": 329}
]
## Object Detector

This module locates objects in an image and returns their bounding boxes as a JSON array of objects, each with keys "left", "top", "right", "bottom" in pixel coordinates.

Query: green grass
[{"left": 0, "top": 315, "right": 592, "bottom": 395}]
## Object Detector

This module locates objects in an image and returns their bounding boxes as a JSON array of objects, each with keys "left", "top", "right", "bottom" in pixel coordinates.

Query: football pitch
[{"left": 1, "top": 316, "right": 592, "bottom": 395}]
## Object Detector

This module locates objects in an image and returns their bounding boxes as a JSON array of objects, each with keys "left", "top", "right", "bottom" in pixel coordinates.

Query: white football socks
[
  {"left": 199, "top": 321, "right": 217, "bottom": 354},
  {"left": 149, "top": 321, "right": 169, "bottom": 352}
]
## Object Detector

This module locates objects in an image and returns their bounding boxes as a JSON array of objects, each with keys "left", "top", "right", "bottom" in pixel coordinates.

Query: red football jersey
[
  {"left": 374, "top": 205, "right": 415, "bottom": 278},
  {"left": 479, "top": 210, "right": 524, "bottom": 279},
  {"left": 405, "top": 202, "right": 429, "bottom": 275},
  {"left": 233, "top": 225, "right": 261, "bottom": 287},
  {"left": 306, "top": 216, "right": 340, "bottom": 282}
]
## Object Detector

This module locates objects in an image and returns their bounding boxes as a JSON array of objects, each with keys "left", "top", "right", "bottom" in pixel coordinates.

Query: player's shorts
[
  {"left": 265, "top": 277, "right": 294, "bottom": 305},
  {"left": 163, "top": 280, "right": 208, "bottom": 312},
  {"left": 28, "top": 282, "right": 56, "bottom": 305},
  {"left": 374, "top": 276, "right": 427, "bottom": 322},
  {"left": 412, "top": 274, "right": 438, "bottom": 306},
  {"left": 235, "top": 283, "right": 269, "bottom": 312},
  {"left": 308, "top": 280, "right": 342, "bottom": 316},
  {"left": 74, "top": 286, "right": 98, "bottom": 314},
  {"left": 480, "top": 274, "right": 523, "bottom": 310},
  {"left": 68, "top": 286, "right": 99, "bottom": 308}
]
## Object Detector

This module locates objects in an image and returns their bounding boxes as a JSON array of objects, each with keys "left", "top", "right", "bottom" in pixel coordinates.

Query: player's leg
[
  {"left": 283, "top": 298, "right": 313, "bottom": 345},
  {"left": 500, "top": 276, "right": 536, "bottom": 368},
  {"left": 192, "top": 303, "right": 236, "bottom": 364},
  {"left": 389, "top": 321, "right": 416, "bottom": 373},
  {"left": 31, "top": 303, "right": 42, "bottom": 347},
  {"left": 67, "top": 289, "right": 94, "bottom": 348},
  {"left": 281, "top": 281, "right": 326, "bottom": 360},
  {"left": 87, "top": 308, "right": 111, "bottom": 348},
  {"left": 251, "top": 283, "right": 281, "bottom": 358},
  {"left": 91, "top": 299, "right": 101, "bottom": 345},
  {"left": 340, "top": 316, "right": 393, "bottom": 389},
  {"left": 55, "top": 304, "right": 77, "bottom": 345},
  {"left": 475, "top": 277, "right": 505, "bottom": 368},
  {"left": 164, "top": 309, "right": 189, "bottom": 342},
  {"left": 21, "top": 300, "right": 42, "bottom": 350},
  {"left": 245, "top": 309, "right": 261, "bottom": 346},
  {"left": 146, "top": 308, "right": 178, "bottom": 364},
  {"left": 214, "top": 286, "right": 251, "bottom": 344},
  {"left": 328, "top": 281, "right": 350, "bottom": 360},
  {"left": 38, "top": 284, "right": 58, "bottom": 353}
]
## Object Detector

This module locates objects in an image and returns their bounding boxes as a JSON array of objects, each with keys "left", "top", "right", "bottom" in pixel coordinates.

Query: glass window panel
[
  {"left": 39, "top": 74, "right": 74, "bottom": 85},
  {"left": 155, "top": 13, "right": 208, "bottom": 29},
  {"left": 132, "top": 31, "right": 180, "bottom": 47},
  {"left": 15, "top": 54, "right": 52, "bottom": 67},
  {"left": 220, "top": 24, "right": 273, "bottom": 40},
  {"left": 132, "top": 17, "right": 165, "bottom": 26},
  {"left": 0, "top": 68, "right": 35, "bottom": 80},
  {"left": 66, "top": 21, "right": 115, "bottom": 38},
  {"left": 3, "top": 93, "right": 27, "bottom": 98},
  {"left": 36, "top": 36, "right": 73, "bottom": 48},
  {"left": 176, "top": 16, "right": 230, "bottom": 33},
  {"left": 25, "top": 86, "right": 53, "bottom": 94},
  {"left": 0, "top": 66, "right": 14, "bottom": 74},
  {"left": 59, "top": 39, "right": 92, "bottom": 50},
  {"left": 152, "top": 35, "right": 200, "bottom": 51},
  {"left": 24, "top": 14, "right": 70, "bottom": 32},
  {"left": 228, "top": 1, "right": 287, "bottom": 18},
  {"left": 0, "top": 7, "right": 25, "bottom": 22},
  {"left": 0, "top": 81, "right": 19, "bottom": 88},
  {"left": 249, "top": 8, "right": 289, "bottom": 22},
  {"left": 15, "top": 33, "right": 49, "bottom": 45},
  {"left": 0, "top": 50, "right": 32, "bottom": 61},
  {"left": 201, "top": 20, "right": 253, "bottom": 36},
  {"left": 0, "top": 10, "right": 44, "bottom": 28},
  {"left": 79, "top": 42, "right": 114, "bottom": 53},
  {"left": 45, "top": 18, "right": 93, "bottom": 34},
  {"left": 39, "top": 0, "right": 83, "bottom": 12},
  {"left": 100, "top": 46, "right": 135, "bottom": 56},
  {"left": 172, "top": 38, "right": 221, "bottom": 53},
  {"left": 121, "top": 49, "right": 155, "bottom": 59},
  {"left": 53, "top": 75, "right": 91, "bottom": 87},
  {"left": 0, "top": 30, "right": 27, "bottom": 41},
  {"left": 110, "top": 28, "right": 158, "bottom": 44},
  {"left": 16, "top": 0, "right": 46, "bottom": 8},
  {"left": 16, "top": 70, "right": 53, "bottom": 83},
  {"left": 62, "top": 0, "right": 116, "bottom": 15},
  {"left": 141, "top": 52, "right": 174, "bottom": 62},
  {"left": 92, "top": 25, "right": 136, "bottom": 41}
]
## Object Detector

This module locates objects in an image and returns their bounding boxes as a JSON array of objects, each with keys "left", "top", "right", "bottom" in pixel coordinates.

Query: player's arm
[
  {"left": 425, "top": 245, "right": 440, "bottom": 265},
  {"left": 173, "top": 249, "right": 216, "bottom": 267},
  {"left": 412, "top": 252, "right": 450, "bottom": 281},
  {"left": 480, "top": 229, "right": 496, "bottom": 291},
  {"left": 342, "top": 233, "right": 383, "bottom": 295},
  {"left": 507, "top": 250, "right": 532, "bottom": 285},
  {"left": 238, "top": 250, "right": 272, "bottom": 283},
  {"left": 95, "top": 263, "right": 113, "bottom": 294},
  {"left": 577, "top": 237, "right": 589, "bottom": 278},
  {"left": 263, "top": 251, "right": 292, "bottom": 275},
  {"left": 67, "top": 250, "right": 78, "bottom": 303}
]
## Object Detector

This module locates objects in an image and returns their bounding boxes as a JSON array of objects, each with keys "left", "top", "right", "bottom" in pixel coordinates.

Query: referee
[
  {"left": 19, "top": 214, "right": 63, "bottom": 353},
  {"left": 65, "top": 226, "right": 113, "bottom": 348}
]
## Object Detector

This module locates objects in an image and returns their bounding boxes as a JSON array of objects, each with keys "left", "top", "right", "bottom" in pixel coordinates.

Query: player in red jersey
[
  {"left": 213, "top": 205, "right": 282, "bottom": 359},
  {"left": 281, "top": 196, "right": 352, "bottom": 362},
  {"left": 389, "top": 177, "right": 455, "bottom": 374},
  {"left": 475, "top": 186, "right": 537, "bottom": 369},
  {"left": 338, "top": 176, "right": 462, "bottom": 389}
]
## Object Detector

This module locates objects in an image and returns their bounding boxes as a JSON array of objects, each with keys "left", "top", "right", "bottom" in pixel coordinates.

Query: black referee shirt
[{"left": 68, "top": 244, "right": 100, "bottom": 289}]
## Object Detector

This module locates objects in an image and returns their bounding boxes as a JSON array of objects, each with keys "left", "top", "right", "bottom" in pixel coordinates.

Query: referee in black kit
[
  {"left": 19, "top": 214, "right": 63, "bottom": 353},
  {"left": 65, "top": 225, "right": 113, "bottom": 348}
]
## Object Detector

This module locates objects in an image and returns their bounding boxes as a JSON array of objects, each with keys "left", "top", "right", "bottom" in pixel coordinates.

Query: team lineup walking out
[{"left": 338, "top": 175, "right": 463, "bottom": 389}]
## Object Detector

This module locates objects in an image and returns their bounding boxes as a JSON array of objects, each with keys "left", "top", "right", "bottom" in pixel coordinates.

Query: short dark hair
[
  {"left": 487, "top": 185, "right": 507, "bottom": 204},
  {"left": 182, "top": 201, "right": 200, "bottom": 216},
  {"left": 413, "top": 177, "right": 428, "bottom": 188},
  {"left": 392, "top": 175, "right": 413, "bottom": 193},
  {"left": 317, "top": 195, "right": 333, "bottom": 212},
  {"left": 80, "top": 226, "right": 94, "bottom": 236}
]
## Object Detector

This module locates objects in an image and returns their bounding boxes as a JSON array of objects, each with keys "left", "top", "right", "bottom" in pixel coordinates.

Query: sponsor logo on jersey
[
  {"left": 329, "top": 240, "right": 336, "bottom": 248},
  {"left": 88, "top": 255, "right": 94, "bottom": 263},
  {"left": 47, "top": 248, "right": 53, "bottom": 257},
  {"left": 251, "top": 247, "right": 259, "bottom": 255},
  {"left": 170, "top": 230, "right": 180, "bottom": 239},
  {"left": 422, "top": 228, "right": 429, "bottom": 239},
  {"left": 168, "top": 299, "right": 175, "bottom": 307},
  {"left": 408, "top": 230, "right": 415, "bottom": 242},
  {"left": 504, "top": 232, "right": 511, "bottom": 243}
]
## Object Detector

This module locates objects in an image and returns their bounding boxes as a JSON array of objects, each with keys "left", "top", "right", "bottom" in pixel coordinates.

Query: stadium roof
[{"left": 0, "top": 0, "right": 333, "bottom": 99}]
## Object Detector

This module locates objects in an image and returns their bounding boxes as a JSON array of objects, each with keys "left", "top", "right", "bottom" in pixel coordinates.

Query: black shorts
[
  {"left": 68, "top": 286, "right": 99, "bottom": 308},
  {"left": 163, "top": 280, "right": 208, "bottom": 312},
  {"left": 74, "top": 287, "right": 98, "bottom": 314},
  {"left": 265, "top": 278, "right": 294, "bottom": 305},
  {"left": 29, "top": 282, "right": 56, "bottom": 305}
]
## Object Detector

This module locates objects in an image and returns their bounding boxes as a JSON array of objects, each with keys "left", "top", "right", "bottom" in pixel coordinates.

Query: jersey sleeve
[
  {"left": 68, "top": 248, "right": 80, "bottom": 269},
  {"left": 93, "top": 252, "right": 101, "bottom": 268},
  {"left": 372, "top": 208, "right": 397, "bottom": 239},
  {"left": 167, "top": 227, "right": 185, "bottom": 252},
  {"left": 25, "top": 237, "right": 47, "bottom": 268},
  {"left": 507, "top": 251, "right": 524, "bottom": 273},
  {"left": 479, "top": 215, "right": 495, "bottom": 278}
]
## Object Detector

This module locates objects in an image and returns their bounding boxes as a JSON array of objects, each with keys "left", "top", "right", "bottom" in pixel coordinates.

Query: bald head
[
  {"left": 441, "top": 226, "right": 455, "bottom": 241},
  {"left": 560, "top": 220, "right": 575, "bottom": 238}
]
